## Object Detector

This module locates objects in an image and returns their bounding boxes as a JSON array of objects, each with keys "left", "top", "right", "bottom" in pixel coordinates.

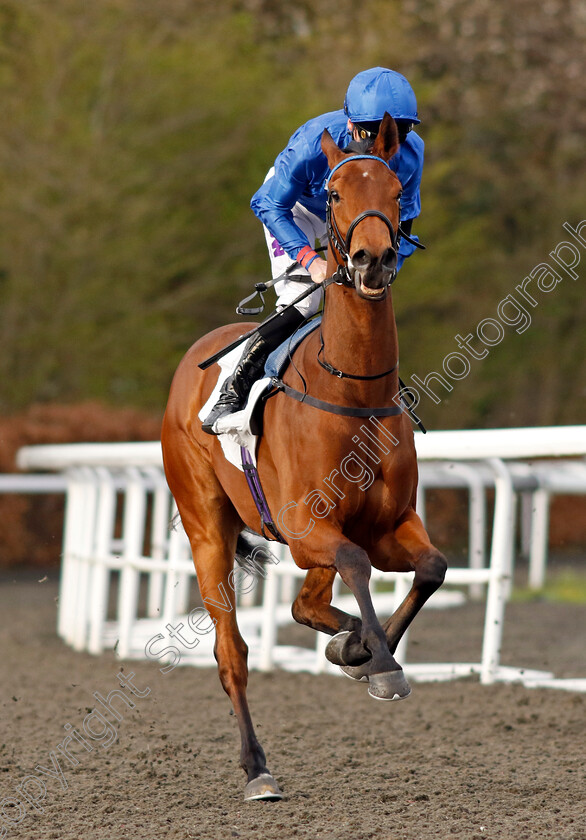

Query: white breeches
[{"left": 261, "top": 168, "right": 327, "bottom": 316}]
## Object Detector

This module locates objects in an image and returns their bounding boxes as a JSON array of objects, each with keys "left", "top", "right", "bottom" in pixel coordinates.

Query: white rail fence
[
  {"left": 16, "top": 426, "right": 586, "bottom": 692},
  {"left": 0, "top": 474, "right": 69, "bottom": 493}
]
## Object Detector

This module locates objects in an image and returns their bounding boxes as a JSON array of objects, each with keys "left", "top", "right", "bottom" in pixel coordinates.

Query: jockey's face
[
  {"left": 395, "top": 120, "right": 414, "bottom": 144},
  {"left": 348, "top": 120, "right": 377, "bottom": 149},
  {"left": 348, "top": 119, "right": 413, "bottom": 149}
]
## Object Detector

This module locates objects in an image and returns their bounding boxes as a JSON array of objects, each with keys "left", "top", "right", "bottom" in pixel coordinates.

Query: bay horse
[{"left": 161, "top": 114, "right": 447, "bottom": 801}]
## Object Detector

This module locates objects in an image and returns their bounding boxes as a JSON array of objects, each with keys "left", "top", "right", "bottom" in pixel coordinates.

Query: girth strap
[{"left": 269, "top": 378, "right": 404, "bottom": 418}]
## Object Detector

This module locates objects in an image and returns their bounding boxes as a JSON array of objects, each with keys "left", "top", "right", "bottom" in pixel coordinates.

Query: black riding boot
[{"left": 202, "top": 306, "right": 306, "bottom": 435}]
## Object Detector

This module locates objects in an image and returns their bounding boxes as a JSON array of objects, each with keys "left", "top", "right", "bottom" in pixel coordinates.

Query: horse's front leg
[
  {"left": 327, "top": 541, "right": 411, "bottom": 700},
  {"left": 381, "top": 508, "right": 447, "bottom": 654}
]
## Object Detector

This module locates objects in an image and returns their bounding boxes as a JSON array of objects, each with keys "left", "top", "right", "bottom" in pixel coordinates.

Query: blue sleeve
[
  {"left": 397, "top": 236, "right": 419, "bottom": 271},
  {"left": 394, "top": 133, "right": 424, "bottom": 270},
  {"left": 394, "top": 133, "right": 424, "bottom": 222},
  {"left": 250, "top": 131, "right": 316, "bottom": 260}
]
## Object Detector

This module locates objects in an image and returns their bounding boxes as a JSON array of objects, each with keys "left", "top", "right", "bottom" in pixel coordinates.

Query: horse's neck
[{"left": 319, "top": 285, "right": 400, "bottom": 400}]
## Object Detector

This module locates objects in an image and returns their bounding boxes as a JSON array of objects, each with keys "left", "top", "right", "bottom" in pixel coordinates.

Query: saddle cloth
[{"left": 197, "top": 317, "right": 321, "bottom": 469}]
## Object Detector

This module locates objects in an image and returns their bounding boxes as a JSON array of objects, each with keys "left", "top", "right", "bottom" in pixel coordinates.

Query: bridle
[
  {"left": 320, "top": 154, "right": 400, "bottom": 381},
  {"left": 267, "top": 150, "right": 428, "bottom": 428},
  {"left": 325, "top": 154, "right": 400, "bottom": 291},
  {"left": 325, "top": 153, "right": 424, "bottom": 292}
]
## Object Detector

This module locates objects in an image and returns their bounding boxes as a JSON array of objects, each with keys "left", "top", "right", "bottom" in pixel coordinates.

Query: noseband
[{"left": 325, "top": 155, "right": 399, "bottom": 290}]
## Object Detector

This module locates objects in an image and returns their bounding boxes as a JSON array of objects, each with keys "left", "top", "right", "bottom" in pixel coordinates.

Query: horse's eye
[
  {"left": 396, "top": 190, "right": 403, "bottom": 202},
  {"left": 329, "top": 190, "right": 340, "bottom": 203}
]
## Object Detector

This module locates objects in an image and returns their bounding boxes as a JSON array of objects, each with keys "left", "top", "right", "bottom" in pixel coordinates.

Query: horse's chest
[
  {"left": 308, "top": 451, "right": 413, "bottom": 530},
  {"left": 357, "top": 471, "right": 411, "bottom": 526},
  {"left": 271, "top": 415, "right": 415, "bottom": 542}
]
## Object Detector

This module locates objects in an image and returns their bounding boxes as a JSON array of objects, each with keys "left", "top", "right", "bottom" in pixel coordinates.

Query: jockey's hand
[{"left": 308, "top": 257, "right": 328, "bottom": 283}]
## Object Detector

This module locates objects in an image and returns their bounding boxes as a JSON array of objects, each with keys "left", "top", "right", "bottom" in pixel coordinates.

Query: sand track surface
[{"left": 0, "top": 574, "right": 584, "bottom": 840}]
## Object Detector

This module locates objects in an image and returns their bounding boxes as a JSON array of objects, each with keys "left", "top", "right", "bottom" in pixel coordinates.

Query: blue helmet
[{"left": 344, "top": 67, "right": 420, "bottom": 124}]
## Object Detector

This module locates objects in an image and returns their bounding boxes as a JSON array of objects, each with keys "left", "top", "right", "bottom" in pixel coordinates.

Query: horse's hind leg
[
  {"left": 162, "top": 439, "right": 282, "bottom": 800},
  {"left": 195, "top": 541, "right": 282, "bottom": 800},
  {"left": 291, "top": 567, "right": 362, "bottom": 635}
]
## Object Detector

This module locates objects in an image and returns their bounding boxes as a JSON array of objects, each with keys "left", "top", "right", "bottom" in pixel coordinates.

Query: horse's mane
[{"left": 342, "top": 138, "right": 374, "bottom": 155}]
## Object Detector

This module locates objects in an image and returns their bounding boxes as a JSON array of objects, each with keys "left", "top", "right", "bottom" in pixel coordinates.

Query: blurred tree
[{"left": 0, "top": 0, "right": 583, "bottom": 428}]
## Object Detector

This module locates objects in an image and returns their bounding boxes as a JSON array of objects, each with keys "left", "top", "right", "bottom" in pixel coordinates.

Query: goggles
[{"left": 352, "top": 119, "right": 414, "bottom": 144}]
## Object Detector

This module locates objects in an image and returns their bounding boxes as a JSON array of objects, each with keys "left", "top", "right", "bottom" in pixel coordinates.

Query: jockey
[{"left": 203, "top": 67, "right": 423, "bottom": 435}]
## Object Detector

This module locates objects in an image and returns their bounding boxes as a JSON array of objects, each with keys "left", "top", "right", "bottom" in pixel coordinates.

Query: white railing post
[
  {"left": 145, "top": 467, "right": 172, "bottom": 617},
  {"left": 87, "top": 467, "right": 118, "bottom": 655},
  {"left": 528, "top": 487, "right": 551, "bottom": 590},
  {"left": 480, "top": 459, "right": 515, "bottom": 684},
  {"left": 117, "top": 468, "right": 147, "bottom": 659},
  {"left": 450, "top": 463, "right": 487, "bottom": 599},
  {"left": 70, "top": 468, "right": 100, "bottom": 652},
  {"left": 58, "top": 467, "right": 89, "bottom": 643}
]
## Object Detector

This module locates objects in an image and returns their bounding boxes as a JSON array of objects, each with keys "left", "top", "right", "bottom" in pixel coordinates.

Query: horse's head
[{"left": 322, "top": 113, "right": 402, "bottom": 301}]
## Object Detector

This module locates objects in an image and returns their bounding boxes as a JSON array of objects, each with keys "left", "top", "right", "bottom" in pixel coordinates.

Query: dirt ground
[{"left": 0, "top": 569, "right": 584, "bottom": 840}]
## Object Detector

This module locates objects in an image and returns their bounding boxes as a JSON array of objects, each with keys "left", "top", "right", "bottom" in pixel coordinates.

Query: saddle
[{"left": 197, "top": 317, "right": 321, "bottom": 468}]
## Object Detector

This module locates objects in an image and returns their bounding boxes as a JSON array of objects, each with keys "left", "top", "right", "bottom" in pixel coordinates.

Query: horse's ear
[
  {"left": 371, "top": 113, "right": 399, "bottom": 161},
  {"left": 321, "top": 128, "right": 346, "bottom": 169}
]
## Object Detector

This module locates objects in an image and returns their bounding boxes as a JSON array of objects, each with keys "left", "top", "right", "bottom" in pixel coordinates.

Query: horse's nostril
[
  {"left": 352, "top": 249, "right": 372, "bottom": 269},
  {"left": 381, "top": 247, "right": 397, "bottom": 271}
]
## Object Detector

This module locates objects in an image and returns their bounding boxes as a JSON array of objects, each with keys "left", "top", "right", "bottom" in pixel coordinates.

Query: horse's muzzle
[{"left": 350, "top": 247, "right": 397, "bottom": 300}]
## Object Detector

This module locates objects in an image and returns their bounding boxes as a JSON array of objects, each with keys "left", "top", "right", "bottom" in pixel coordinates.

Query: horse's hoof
[
  {"left": 244, "top": 773, "right": 283, "bottom": 801},
  {"left": 368, "top": 669, "right": 411, "bottom": 701},
  {"left": 340, "top": 661, "right": 372, "bottom": 682},
  {"left": 325, "top": 631, "right": 353, "bottom": 666}
]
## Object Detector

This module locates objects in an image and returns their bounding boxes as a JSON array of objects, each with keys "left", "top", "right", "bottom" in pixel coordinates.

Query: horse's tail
[
  {"left": 169, "top": 517, "right": 274, "bottom": 571},
  {"left": 235, "top": 531, "right": 258, "bottom": 564},
  {"left": 235, "top": 530, "right": 280, "bottom": 576}
]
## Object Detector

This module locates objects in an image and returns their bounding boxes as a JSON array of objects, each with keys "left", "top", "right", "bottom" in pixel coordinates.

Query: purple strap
[{"left": 240, "top": 447, "right": 286, "bottom": 543}]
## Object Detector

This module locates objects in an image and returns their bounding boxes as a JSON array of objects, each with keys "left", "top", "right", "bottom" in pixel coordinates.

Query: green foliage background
[{"left": 0, "top": 0, "right": 584, "bottom": 429}]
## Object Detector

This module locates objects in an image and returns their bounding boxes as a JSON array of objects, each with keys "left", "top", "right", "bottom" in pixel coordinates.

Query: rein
[{"left": 272, "top": 151, "right": 426, "bottom": 431}]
